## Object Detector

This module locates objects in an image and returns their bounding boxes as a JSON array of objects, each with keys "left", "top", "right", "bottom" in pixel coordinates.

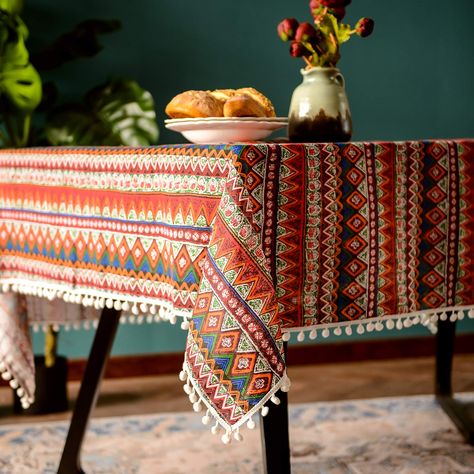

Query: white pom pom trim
[
  {"left": 0, "top": 359, "right": 32, "bottom": 409},
  {"left": 178, "top": 362, "right": 293, "bottom": 444},
  {"left": 280, "top": 305, "right": 474, "bottom": 343}
]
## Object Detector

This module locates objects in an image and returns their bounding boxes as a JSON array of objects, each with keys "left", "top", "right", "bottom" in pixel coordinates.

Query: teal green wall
[
  {"left": 24, "top": 1, "right": 474, "bottom": 357},
  {"left": 24, "top": 0, "right": 474, "bottom": 143}
]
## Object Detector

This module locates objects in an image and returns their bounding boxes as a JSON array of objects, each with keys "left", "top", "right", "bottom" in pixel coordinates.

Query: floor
[{"left": 0, "top": 353, "right": 473, "bottom": 425}]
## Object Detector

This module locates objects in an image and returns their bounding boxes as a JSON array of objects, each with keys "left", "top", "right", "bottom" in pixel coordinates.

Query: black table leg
[
  {"left": 57, "top": 306, "right": 121, "bottom": 474},
  {"left": 260, "top": 388, "right": 291, "bottom": 474},
  {"left": 435, "top": 316, "right": 474, "bottom": 445},
  {"left": 260, "top": 341, "right": 291, "bottom": 474}
]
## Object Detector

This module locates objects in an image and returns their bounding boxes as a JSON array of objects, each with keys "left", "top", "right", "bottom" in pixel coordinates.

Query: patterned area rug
[{"left": 0, "top": 394, "right": 473, "bottom": 474}]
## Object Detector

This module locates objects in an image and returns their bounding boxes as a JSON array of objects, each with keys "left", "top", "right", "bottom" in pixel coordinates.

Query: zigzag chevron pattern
[
  {"left": 318, "top": 145, "right": 343, "bottom": 323},
  {"left": 455, "top": 141, "right": 474, "bottom": 303},
  {"left": 186, "top": 326, "right": 248, "bottom": 424},
  {"left": 1, "top": 141, "right": 474, "bottom": 432},
  {"left": 374, "top": 143, "right": 397, "bottom": 315},
  {"left": 275, "top": 141, "right": 474, "bottom": 328},
  {"left": 274, "top": 145, "right": 306, "bottom": 325}
]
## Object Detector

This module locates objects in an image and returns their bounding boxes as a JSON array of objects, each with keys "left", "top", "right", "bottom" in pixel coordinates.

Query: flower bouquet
[
  {"left": 278, "top": 0, "right": 374, "bottom": 69},
  {"left": 277, "top": 1, "right": 374, "bottom": 142}
]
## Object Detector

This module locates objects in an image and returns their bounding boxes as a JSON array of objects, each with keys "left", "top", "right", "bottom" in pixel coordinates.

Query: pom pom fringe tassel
[
  {"left": 179, "top": 362, "right": 291, "bottom": 444},
  {"left": 281, "top": 306, "right": 474, "bottom": 342},
  {"left": 0, "top": 360, "right": 33, "bottom": 409},
  {"left": 0, "top": 280, "right": 192, "bottom": 332},
  {"left": 3, "top": 281, "right": 473, "bottom": 419}
]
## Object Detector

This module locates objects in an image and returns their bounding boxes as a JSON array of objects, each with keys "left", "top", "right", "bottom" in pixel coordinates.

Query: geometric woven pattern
[
  {"left": 1, "top": 140, "right": 473, "bottom": 433},
  {"left": 276, "top": 141, "right": 474, "bottom": 328},
  {"left": 0, "top": 146, "right": 233, "bottom": 313}
]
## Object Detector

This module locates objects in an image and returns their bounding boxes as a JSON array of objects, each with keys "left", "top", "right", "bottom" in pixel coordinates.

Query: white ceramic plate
[{"left": 164, "top": 117, "right": 288, "bottom": 144}]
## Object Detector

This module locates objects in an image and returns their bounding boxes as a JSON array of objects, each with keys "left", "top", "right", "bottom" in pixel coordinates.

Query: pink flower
[
  {"left": 277, "top": 18, "right": 299, "bottom": 41},
  {"left": 356, "top": 17, "right": 375, "bottom": 37}
]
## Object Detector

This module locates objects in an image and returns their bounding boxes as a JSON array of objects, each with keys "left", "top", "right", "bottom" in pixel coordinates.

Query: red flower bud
[
  {"left": 356, "top": 18, "right": 375, "bottom": 37},
  {"left": 310, "top": 0, "right": 322, "bottom": 21},
  {"left": 330, "top": 7, "right": 346, "bottom": 20},
  {"left": 277, "top": 18, "right": 299, "bottom": 41},
  {"left": 308, "top": 30, "right": 327, "bottom": 54},
  {"left": 320, "top": 0, "right": 351, "bottom": 7},
  {"left": 289, "top": 41, "right": 309, "bottom": 58},
  {"left": 311, "top": 0, "right": 347, "bottom": 21},
  {"left": 295, "top": 22, "right": 318, "bottom": 42}
]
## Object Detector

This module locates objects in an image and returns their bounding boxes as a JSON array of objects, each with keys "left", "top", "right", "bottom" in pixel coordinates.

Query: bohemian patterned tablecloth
[{"left": 0, "top": 140, "right": 473, "bottom": 441}]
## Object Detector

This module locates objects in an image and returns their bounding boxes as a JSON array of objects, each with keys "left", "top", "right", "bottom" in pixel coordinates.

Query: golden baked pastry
[
  {"left": 165, "top": 90, "right": 224, "bottom": 118},
  {"left": 235, "top": 88, "right": 276, "bottom": 117},
  {"left": 165, "top": 88, "right": 276, "bottom": 119},
  {"left": 207, "top": 89, "right": 235, "bottom": 102},
  {"left": 223, "top": 94, "right": 267, "bottom": 117}
]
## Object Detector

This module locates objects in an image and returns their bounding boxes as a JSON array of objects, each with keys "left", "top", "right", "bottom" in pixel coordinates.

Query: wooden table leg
[
  {"left": 57, "top": 306, "right": 121, "bottom": 474},
  {"left": 435, "top": 316, "right": 474, "bottom": 445}
]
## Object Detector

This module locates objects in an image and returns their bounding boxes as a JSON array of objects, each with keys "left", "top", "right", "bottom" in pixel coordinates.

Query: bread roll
[
  {"left": 165, "top": 90, "right": 224, "bottom": 118},
  {"left": 165, "top": 88, "right": 276, "bottom": 119},
  {"left": 235, "top": 88, "right": 276, "bottom": 117},
  {"left": 223, "top": 94, "right": 267, "bottom": 117},
  {"left": 208, "top": 89, "right": 235, "bottom": 102}
]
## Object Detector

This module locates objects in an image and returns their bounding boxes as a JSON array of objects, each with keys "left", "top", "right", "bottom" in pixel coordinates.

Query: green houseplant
[
  {"left": 0, "top": 1, "right": 159, "bottom": 413},
  {"left": 0, "top": 5, "right": 41, "bottom": 147}
]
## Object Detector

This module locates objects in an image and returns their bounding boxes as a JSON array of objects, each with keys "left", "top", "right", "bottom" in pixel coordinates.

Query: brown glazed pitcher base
[{"left": 288, "top": 110, "right": 352, "bottom": 143}]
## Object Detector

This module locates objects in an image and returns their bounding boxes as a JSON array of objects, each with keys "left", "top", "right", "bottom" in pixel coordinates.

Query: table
[{"left": 1, "top": 141, "right": 473, "bottom": 473}]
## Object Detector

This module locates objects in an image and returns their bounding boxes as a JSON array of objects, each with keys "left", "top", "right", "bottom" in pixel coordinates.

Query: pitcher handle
[{"left": 334, "top": 72, "right": 345, "bottom": 88}]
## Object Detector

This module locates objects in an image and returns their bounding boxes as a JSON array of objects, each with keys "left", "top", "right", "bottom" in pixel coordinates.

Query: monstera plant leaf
[
  {"left": 0, "top": 9, "right": 42, "bottom": 146},
  {"left": 45, "top": 78, "right": 159, "bottom": 146},
  {"left": 0, "top": 12, "right": 41, "bottom": 112},
  {"left": 2, "top": 49, "right": 42, "bottom": 112},
  {"left": 0, "top": 0, "right": 24, "bottom": 15}
]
